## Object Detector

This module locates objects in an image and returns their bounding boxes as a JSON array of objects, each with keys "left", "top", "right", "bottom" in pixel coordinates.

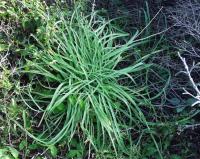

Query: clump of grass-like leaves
[{"left": 17, "top": 9, "right": 162, "bottom": 156}]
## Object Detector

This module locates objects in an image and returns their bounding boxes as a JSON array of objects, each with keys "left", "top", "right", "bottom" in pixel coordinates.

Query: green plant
[
  {"left": 0, "top": 146, "right": 19, "bottom": 159},
  {"left": 0, "top": 68, "right": 13, "bottom": 90},
  {"left": 13, "top": 7, "right": 168, "bottom": 157},
  {"left": 0, "top": 1, "right": 175, "bottom": 158}
]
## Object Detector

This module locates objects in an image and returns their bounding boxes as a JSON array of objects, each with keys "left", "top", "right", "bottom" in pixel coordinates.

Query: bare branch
[{"left": 178, "top": 52, "right": 200, "bottom": 106}]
